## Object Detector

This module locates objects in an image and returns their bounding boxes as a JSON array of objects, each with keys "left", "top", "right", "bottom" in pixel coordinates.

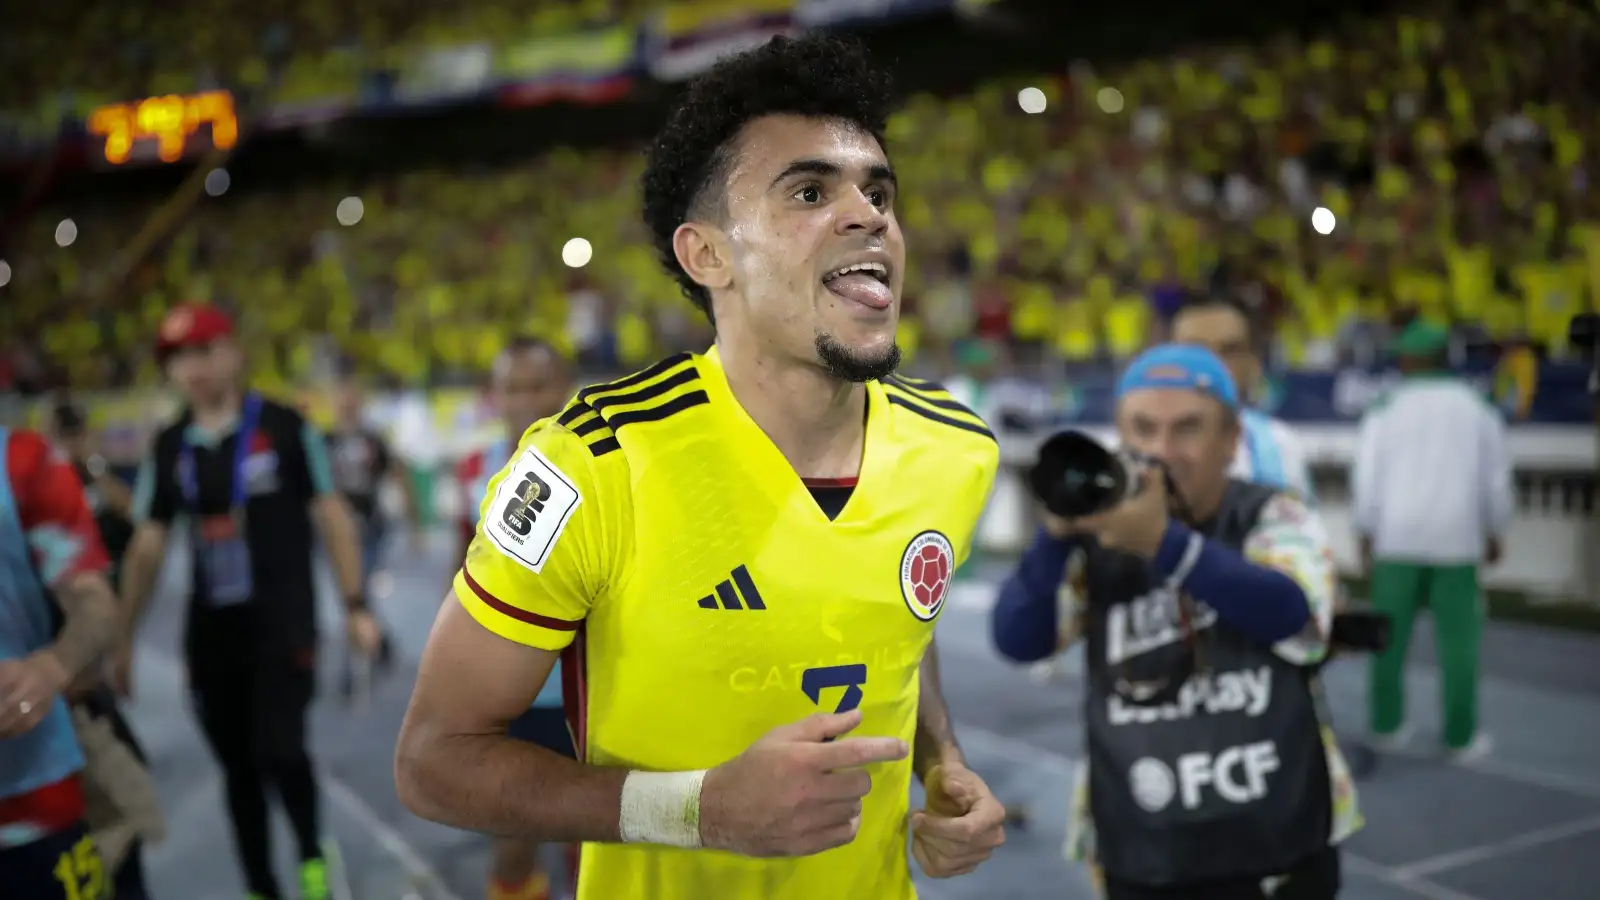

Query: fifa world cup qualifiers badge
[
  {"left": 901, "top": 531, "right": 954, "bottom": 622},
  {"left": 484, "top": 445, "right": 583, "bottom": 574}
]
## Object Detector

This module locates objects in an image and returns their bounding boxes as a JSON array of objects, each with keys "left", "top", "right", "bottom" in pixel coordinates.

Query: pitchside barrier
[{"left": 10, "top": 391, "right": 1595, "bottom": 605}]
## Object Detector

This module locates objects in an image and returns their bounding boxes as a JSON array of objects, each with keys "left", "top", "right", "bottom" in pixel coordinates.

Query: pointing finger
[{"left": 809, "top": 735, "right": 909, "bottom": 770}]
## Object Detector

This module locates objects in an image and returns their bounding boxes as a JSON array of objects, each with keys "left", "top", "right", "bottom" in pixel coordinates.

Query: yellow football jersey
[{"left": 455, "top": 348, "right": 999, "bottom": 900}]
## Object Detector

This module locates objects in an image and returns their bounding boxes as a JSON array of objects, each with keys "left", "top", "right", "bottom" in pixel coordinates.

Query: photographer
[{"left": 992, "top": 345, "right": 1359, "bottom": 900}]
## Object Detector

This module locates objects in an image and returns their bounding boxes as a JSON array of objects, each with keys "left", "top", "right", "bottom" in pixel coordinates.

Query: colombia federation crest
[{"left": 900, "top": 530, "right": 954, "bottom": 622}]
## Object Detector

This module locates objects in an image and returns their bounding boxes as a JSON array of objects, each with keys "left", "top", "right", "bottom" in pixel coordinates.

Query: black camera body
[{"left": 1026, "top": 430, "right": 1143, "bottom": 519}]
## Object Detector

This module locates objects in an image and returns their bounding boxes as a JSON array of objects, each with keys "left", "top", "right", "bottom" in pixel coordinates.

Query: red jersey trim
[
  {"left": 460, "top": 567, "right": 583, "bottom": 632},
  {"left": 801, "top": 476, "right": 859, "bottom": 489},
  {"left": 0, "top": 774, "right": 85, "bottom": 833}
]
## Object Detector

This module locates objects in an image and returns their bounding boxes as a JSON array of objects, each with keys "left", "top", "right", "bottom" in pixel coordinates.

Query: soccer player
[
  {"left": 397, "top": 34, "right": 1007, "bottom": 900},
  {"left": 455, "top": 338, "right": 579, "bottom": 900},
  {"left": 48, "top": 398, "right": 157, "bottom": 900},
  {"left": 0, "top": 428, "right": 119, "bottom": 899}
]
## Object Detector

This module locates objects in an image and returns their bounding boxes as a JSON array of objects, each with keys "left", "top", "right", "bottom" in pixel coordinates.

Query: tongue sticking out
[{"left": 825, "top": 272, "right": 893, "bottom": 310}]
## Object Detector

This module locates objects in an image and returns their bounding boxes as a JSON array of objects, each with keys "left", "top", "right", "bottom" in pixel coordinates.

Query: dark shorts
[
  {"left": 0, "top": 820, "right": 107, "bottom": 900},
  {"left": 507, "top": 706, "right": 575, "bottom": 758}
]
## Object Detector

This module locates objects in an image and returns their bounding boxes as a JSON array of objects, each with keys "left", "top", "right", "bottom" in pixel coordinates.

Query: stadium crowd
[
  {"left": 4, "top": 0, "right": 1598, "bottom": 396},
  {"left": 2, "top": 0, "right": 648, "bottom": 118}
]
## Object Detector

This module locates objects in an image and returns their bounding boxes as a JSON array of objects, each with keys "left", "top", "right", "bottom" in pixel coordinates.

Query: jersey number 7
[{"left": 801, "top": 663, "right": 868, "bottom": 717}]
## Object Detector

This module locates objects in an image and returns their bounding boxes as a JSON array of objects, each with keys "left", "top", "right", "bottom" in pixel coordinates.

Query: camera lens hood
[{"left": 1027, "top": 430, "right": 1133, "bottom": 520}]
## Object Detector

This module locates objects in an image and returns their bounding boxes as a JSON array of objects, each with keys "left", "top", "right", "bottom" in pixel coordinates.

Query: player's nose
[{"left": 834, "top": 188, "right": 888, "bottom": 236}]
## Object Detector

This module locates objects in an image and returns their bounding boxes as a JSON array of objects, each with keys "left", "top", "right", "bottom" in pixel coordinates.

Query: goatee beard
[{"left": 814, "top": 333, "right": 902, "bottom": 383}]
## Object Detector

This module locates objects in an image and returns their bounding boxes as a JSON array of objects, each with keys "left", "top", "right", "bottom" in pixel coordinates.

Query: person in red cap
[{"left": 116, "top": 303, "right": 382, "bottom": 900}]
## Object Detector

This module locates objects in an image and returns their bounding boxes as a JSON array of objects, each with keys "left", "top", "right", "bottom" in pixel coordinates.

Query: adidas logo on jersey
[{"left": 696, "top": 565, "right": 767, "bottom": 611}]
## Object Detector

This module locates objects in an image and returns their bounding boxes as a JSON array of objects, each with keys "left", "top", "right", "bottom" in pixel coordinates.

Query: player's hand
[
  {"left": 0, "top": 651, "right": 70, "bottom": 737},
  {"left": 699, "top": 708, "right": 909, "bottom": 858},
  {"left": 910, "top": 763, "right": 1007, "bottom": 878}
]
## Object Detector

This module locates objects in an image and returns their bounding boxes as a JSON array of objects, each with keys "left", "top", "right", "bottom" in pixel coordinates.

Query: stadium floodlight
[
  {"left": 1311, "top": 207, "right": 1336, "bottom": 235},
  {"left": 0, "top": 260, "right": 10, "bottom": 287},
  {"left": 1017, "top": 87, "right": 1047, "bottom": 114},
  {"left": 55, "top": 219, "right": 78, "bottom": 247},
  {"left": 205, "top": 168, "right": 231, "bottom": 197},
  {"left": 563, "top": 237, "right": 593, "bottom": 268},
  {"left": 337, "top": 197, "right": 365, "bottom": 227}
]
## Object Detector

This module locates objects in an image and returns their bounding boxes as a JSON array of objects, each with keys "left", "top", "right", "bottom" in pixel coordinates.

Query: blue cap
[{"left": 1115, "top": 344, "right": 1239, "bottom": 410}]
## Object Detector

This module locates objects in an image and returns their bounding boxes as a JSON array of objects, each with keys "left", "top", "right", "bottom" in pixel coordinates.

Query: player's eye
[
  {"left": 793, "top": 184, "right": 823, "bottom": 204},
  {"left": 866, "top": 186, "right": 891, "bottom": 209}
]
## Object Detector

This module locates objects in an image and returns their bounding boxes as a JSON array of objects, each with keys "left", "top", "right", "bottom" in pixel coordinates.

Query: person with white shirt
[
  {"left": 1351, "top": 323, "right": 1513, "bottom": 762},
  {"left": 1170, "top": 299, "right": 1315, "bottom": 499}
]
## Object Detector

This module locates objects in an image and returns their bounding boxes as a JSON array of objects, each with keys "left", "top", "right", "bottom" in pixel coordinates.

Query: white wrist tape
[{"left": 619, "top": 770, "right": 706, "bottom": 848}]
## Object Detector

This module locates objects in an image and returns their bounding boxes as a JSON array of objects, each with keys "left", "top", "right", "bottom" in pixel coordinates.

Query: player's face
[
  {"left": 1171, "top": 307, "right": 1260, "bottom": 401},
  {"left": 720, "top": 114, "right": 905, "bottom": 382},
  {"left": 492, "top": 349, "right": 569, "bottom": 439},
  {"left": 166, "top": 340, "right": 241, "bottom": 407},
  {"left": 1116, "top": 388, "right": 1240, "bottom": 515}
]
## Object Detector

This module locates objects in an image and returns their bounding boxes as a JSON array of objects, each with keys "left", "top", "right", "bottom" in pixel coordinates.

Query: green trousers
[
  {"left": 1368, "top": 560, "right": 1483, "bottom": 749},
  {"left": 408, "top": 465, "right": 438, "bottom": 527}
]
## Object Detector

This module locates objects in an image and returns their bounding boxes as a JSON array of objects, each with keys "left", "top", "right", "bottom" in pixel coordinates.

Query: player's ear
[{"left": 673, "top": 221, "right": 733, "bottom": 294}]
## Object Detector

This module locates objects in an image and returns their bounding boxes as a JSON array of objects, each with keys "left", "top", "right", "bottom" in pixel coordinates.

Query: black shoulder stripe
[
  {"left": 588, "top": 365, "right": 700, "bottom": 414},
  {"left": 577, "top": 352, "right": 694, "bottom": 405},
  {"left": 556, "top": 401, "right": 590, "bottom": 427},
  {"left": 587, "top": 436, "right": 621, "bottom": 457},
  {"left": 885, "top": 375, "right": 981, "bottom": 418},
  {"left": 570, "top": 414, "right": 611, "bottom": 438},
  {"left": 603, "top": 390, "right": 710, "bottom": 431},
  {"left": 892, "top": 373, "right": 947, "bottom": 392},
  {"left": 885, "top": 393, "right": 996, "bottom": 442}
]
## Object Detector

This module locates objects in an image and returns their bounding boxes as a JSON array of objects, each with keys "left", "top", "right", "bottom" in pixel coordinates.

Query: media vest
[
  {"left": 1080, "top": 479, "right": 1330, "bottom": 887},
  {"left": 0, "top": 426, "right": 84, "bottom": 804}
]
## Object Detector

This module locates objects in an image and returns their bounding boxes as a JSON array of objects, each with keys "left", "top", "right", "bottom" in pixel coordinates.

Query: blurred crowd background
[{"left": 0, "top": 0, "right": 1596, "bottom": 418}]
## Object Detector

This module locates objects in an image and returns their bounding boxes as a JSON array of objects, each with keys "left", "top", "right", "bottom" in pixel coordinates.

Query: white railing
[{"left": 982, "top": 426, "right": 1598, "bottom": 603}]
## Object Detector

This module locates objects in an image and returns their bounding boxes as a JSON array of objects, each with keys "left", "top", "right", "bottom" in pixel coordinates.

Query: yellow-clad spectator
[
  {"left": 1515, "top": 257, "right": 1588, "bottom": 352},
  {"left": 1104, "top": 292, "right": 1152, "bottom": 361}
]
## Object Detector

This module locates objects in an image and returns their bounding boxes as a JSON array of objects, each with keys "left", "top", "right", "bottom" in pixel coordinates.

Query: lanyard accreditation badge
[{"left": 180, "top": 393, "right": 262, "bottom": 607}]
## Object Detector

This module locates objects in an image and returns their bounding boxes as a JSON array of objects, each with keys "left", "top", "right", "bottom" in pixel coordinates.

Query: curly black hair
[{"left": 640, "top": 34, "right": 895, "bottom": 323}]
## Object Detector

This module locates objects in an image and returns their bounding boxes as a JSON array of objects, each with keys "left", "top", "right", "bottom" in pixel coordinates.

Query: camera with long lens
[
  {"left": 1026, "top": 430, "right": 1146, "bottom": 519},
  {"left": 1027, "top": 430, "right": 1196, "bottom": 705},
  {"left": 1025, "top": 428, "right": 1390, "bottom": 694}
]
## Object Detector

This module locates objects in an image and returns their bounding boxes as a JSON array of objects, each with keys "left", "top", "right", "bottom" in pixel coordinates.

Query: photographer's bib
[
  {"left": 180, "top": 394, "right": 263, "bottom": 608},
  {"left": 1080, "top": 480, "right": 1331, "bottom": 887}
]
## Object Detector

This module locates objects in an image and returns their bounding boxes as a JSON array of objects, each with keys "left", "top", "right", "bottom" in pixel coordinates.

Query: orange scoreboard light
[{"left": 86, "top": 90, "right": 239, "bottom": 166}]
